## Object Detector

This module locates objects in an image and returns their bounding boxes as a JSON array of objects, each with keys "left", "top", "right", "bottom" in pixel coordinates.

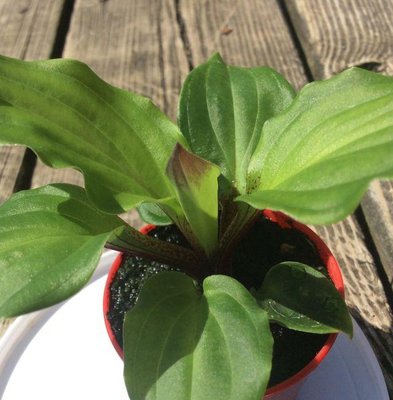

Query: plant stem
[
  {"left": 106, "top": 225, "right": 209, "bottom": 280},
  {"left": 213, "top": 202, "right": 260, "bottom": 275}
]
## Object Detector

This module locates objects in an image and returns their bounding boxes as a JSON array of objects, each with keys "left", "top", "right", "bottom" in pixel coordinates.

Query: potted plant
[{"left": 0, "top": 52, "right": 392, "bottom": 400}]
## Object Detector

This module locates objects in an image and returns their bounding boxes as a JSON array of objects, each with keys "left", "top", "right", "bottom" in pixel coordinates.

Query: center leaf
[
  {"left": 123, "top": 272, "right": 273, "bottom": 400},
  {"left": 178, "top": 53, "right": 295, "bottom": 195}
]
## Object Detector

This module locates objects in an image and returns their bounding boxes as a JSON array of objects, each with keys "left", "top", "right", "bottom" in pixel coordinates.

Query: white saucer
[{"left": 0, "top": 251, "right": 389, "bottom": 399}]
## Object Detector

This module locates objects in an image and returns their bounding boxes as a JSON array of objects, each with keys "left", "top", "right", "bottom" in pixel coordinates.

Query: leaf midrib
[
  {"left": 239, "top": 69, "right": 262, "bottom": 188},
  {"left": 0, "top": 73, "right": 132, "bottom": 172},
  {"left": 205, "top": 62, "right": 235, "bottom": 180},
  {"left": 155, "top": 301, "right": 198, "bottom": 400},
  {"left": 264, "top": 92, "right": 393, "bottom": 188},
  {"left": 0, "top": 234, "right": 105, "bottom": 256},
  {"left": 270, "top": 139, "right": 393, "bottom": 193},
  {"left": 258, "top": 82, "right": 393, "bottom": 181},
  {"left": 0, "top": 236, "right": 102, "bottom": 316},
  {"left": 0, "top": 60, "right": 174, "bottom": 198},
  {"left": 130, "top": 289, "right": 195, "bottom": 395}
]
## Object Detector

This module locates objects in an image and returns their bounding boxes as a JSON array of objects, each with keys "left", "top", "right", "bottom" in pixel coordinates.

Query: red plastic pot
[
  {"left": 103, "top": 223, "right": 154, "bottom": 358},
  {"left": 103, "top": 210, "right": 345, "bottom": 400}
]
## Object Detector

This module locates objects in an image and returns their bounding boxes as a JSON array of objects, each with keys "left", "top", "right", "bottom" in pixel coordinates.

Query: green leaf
[
  {"left": 166, "top": 144, "right": 220, "bottom": 257},
  {"left": 178, "top": 53, "right": 295, "bottom": 194},
  {"left": 124, "top": 272, "right": 272, "bottom": 400},
  {"left": 0, "top": 55, "right": 187, "bottom": 214},
  {"left": 257, "top": 262, "right": 353, "bottom": 336},
  {"left": 137, "top": 203, "right": 172, "bottom": 225},
  {"left": 240, "top": 68, "right": 393, "bottom": 224},
  {"left": 0, "top": 184, "right": 124, "bottom": 317}
]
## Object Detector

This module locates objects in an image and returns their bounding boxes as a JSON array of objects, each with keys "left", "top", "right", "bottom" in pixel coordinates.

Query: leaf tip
[
  {"left": 209, "top": 52, "right": 224, "bottom": 63},
  {"left": 167, "top": 143, "right": 219, "bottom": 187}
]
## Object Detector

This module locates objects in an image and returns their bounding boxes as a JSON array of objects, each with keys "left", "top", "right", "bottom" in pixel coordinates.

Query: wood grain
[
  {"left": 179, "top": 0, "right": 306, "bottom": 90},
  {"left": 362, "top": 180, "right": 393, "bottom": 285},
  {"left": 31, "top": 0, "right": 189, "bottom": 227},
  {"left": 285, "top": 0, "right": 393, "bottom": 78},
  {"left": 0, "top": 0, "right": 67, "bottom": 337},
  {"left": 285, "top": 0, "right": 393, "bottom": 392}
]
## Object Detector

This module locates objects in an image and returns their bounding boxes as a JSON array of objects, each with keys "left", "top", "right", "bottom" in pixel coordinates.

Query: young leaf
[
  {"left": 240, "top": 68, "right": 393, "bottom": 224},
  {"left": 0, "top": 184, "right": 124, "bottom": 317},
  {"left": 257, "top": 262, "right": 353, "bottom": 336},
  {"left": 166, "top": 144, "right": 220, "bottom": 257},
  {"left": 124, "top": 272, "right": 273, "bottom": 400},
  {"left": 178, "top": 53, "right": 295, "bottom": 194},
  {"left": 0, "top": 55, "right": 187, "bottom": 214}
]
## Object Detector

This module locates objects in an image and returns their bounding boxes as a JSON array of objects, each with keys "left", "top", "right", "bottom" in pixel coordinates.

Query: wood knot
[{"left": 220, "top": 26, "right": 233, "bottom": 36}]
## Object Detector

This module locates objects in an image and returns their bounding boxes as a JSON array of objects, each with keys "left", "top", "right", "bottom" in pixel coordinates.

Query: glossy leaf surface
[
  {"left": 0, "top": 55, "right": 186, "bottom": 214},
  {"left": 241, "top": 68, "right": 393, "bottom": 224},
  {"left": 166, "top": 144, "right": 220, "bottom": 257},
  {"left": 0, "top": 184, "right": 124, "bottom": 317},
  {"left": 258, "top": 262, "right": 353, "bottom": 336},
  {"left": 178, "top": 53, "right": 295, "bottom": 193},
  {"left": 124, "top": 272, "right": 272, "bottom": 400}
]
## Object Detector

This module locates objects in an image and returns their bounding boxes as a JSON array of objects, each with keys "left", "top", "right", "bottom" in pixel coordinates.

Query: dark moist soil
[{"left": 107, "top": 215, "right": 329, "bottom": 388}]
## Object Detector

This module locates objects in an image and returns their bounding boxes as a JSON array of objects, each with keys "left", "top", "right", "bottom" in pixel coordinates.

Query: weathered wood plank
[
  {"left": 31, "top": 0, "right": 189, "bottom": 227},
  {"left": 285, "top": 0, "right": 393, "bottom": 392},
  {"left": 285, "top": 0, "right": 393, "bottom": 287},
  {"left": 362, "top": 180, "right": 393, "bottom": 285},
  {"left": 178, "top": 0, "right": 306, "bottom": 90},
  {"left": 0, "top": 0, "right": 67, "bottom": 336},
  {"left": 285, "top": 0, "right": 393, "bottom": 78}
]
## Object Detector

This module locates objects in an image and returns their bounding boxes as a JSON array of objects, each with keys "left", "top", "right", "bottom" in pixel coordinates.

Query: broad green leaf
[
  {"left": 178, "top": 53, "right": 295, "bottom": 194},
  {"left": 166, "top": 144, "right": 220, "bottom": 257},
  {"left": 124, "top": 272, "right": 272, "bottom": 400},
  {"left": 241, "top": 68, "right": 393, "bottom": 224},
  {"left": 257, "top": 262, "right": 353, "bottom": 336},
  {"left": 0, "top": 184, "right": 124, "bottom": 317},
  {"left": 0, "top": 55, "right": 187, "bottom": 214},
  {"left": 137, "top": 203, "right": 172, "bottom": 225}
]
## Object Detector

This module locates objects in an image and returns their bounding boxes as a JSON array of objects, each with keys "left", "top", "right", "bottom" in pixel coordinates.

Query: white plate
[{"left": 0, "top": 251, "right": 389, "bottom": 399}]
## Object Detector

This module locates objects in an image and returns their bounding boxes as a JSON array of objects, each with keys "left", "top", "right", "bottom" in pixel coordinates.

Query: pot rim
[{"left": 103, "top": 210, "right": 344, "bottom": 395}]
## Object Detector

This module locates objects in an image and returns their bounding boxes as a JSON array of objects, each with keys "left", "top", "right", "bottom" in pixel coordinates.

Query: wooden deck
[{"left": 0, "top": 0, "right": 392, "bottom": 396}]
